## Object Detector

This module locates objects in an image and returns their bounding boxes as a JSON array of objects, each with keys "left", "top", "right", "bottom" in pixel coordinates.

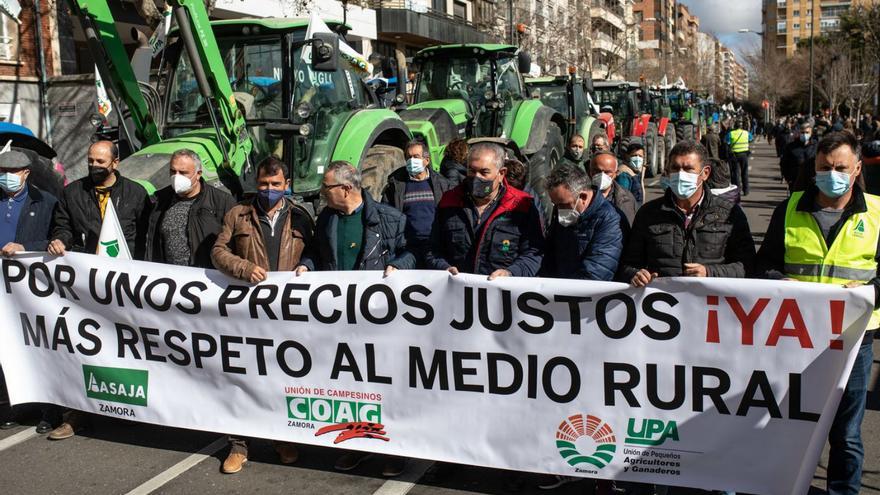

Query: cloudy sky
[{"left": 685, "top": 0, "right": 763, "bottom": 62}]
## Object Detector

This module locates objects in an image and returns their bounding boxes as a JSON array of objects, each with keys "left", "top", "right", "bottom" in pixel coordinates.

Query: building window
[
  {"left": 793, "top": 23, "right": 800, "bottom": 29},
  {"left": 453, "top": 0, "right": 467, "bottom": 20},
  {"left": 0, "top": 13, "right": 18, "bottom": 61},
  {"left": 793, "top": 10, "right": 799, "bottom": 17},
  {"left": 433, "top": 0, "right": 446, "bottom": 12}
]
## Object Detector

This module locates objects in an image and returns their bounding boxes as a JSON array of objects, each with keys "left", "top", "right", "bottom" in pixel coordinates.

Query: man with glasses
[{"left": 296, "top": 161, "right": 413, "bottom": 476}]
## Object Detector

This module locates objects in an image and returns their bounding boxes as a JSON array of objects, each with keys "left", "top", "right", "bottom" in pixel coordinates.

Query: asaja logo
[
  {"left": 100, "top": 239, "right": 120, "bottom": 257},
  {"left": 854, "top": 219, "right": 866, "bottom": 237},
  {"left": 83, "top": 365, "right": 148, "bottom": 406},
  {"left": 555, "top": 414, "right": 616, "bottom": 469},
  {"left": 625, "top": 418, "right": 679, "bottom": 446}
]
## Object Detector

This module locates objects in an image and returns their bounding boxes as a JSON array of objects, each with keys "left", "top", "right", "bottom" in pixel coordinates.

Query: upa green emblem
[
  {"left": 854, "top": 219, "right": 866, "bottom": 237},
  {"left": 100, "top": 239, "right": 120, "bottom": 257}
]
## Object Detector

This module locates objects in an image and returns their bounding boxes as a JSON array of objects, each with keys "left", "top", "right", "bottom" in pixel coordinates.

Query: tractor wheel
[
  {"left": 645, "top": 124, "right": 660, "bottom": 177},
  {"left": 528, "top": 124, "right": 564, "bottom": 221},
  {"left": 676, "top": 122, "right": 696, "bottom": 142},
  {"left": 361, "top": 144, "right": 404, "bottom": 201},
  {"left": 661, "top": 126, "right": 676, "bottom": 175}
]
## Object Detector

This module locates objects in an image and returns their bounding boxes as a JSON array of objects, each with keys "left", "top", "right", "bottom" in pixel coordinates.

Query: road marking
[
  {"left": 125, "top": 436, "right": 226, "bottom": 495},
  {"left": 371, "top": 459, "right": 435, "bottom": 495},
  {"left": 0, "top": 427, "right": 39, "bottom": 452},
  {"left": 647, "top": 179, "right": 659, "bottom": 187}
]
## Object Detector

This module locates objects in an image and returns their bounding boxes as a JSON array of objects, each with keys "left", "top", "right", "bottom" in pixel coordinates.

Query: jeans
[
  {"left": 827, "top": 332, "right": 874, "bottom": 495},
  {"left": 729, "top": 152, "right": 750, "bottom": 195}
]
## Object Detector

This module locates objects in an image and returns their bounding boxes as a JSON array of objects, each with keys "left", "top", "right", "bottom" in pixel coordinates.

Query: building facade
[{"left": 762, "top": 0, "right": 879, "bottom": 58}]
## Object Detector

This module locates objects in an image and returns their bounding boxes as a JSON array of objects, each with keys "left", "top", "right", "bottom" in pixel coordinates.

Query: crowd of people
[{"left": 0, "top": 112, "right": 878, "bottom": 493}]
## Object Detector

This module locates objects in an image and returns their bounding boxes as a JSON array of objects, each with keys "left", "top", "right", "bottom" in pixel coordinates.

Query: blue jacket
[
  {"left": 299, "top": 193, "right": 415, "bottom": 271},
  {"left": 540, "top": 190, "right": 623, "bottom": 281},
  {"left": 425, "top": 182, "right": 544, "bottom": 276},
  {"left": 14, "top": 185, "right": 57, "bottom": 250}
]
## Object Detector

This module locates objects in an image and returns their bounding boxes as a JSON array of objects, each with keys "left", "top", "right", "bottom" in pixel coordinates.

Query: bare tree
[{"left": 743, "top": 46, "right": 803, "bottom": 116}]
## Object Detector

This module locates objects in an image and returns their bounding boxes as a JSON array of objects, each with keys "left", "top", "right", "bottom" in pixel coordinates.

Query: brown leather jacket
[{"left": 211, "top": 198, "right": 315, "bottom": 281}]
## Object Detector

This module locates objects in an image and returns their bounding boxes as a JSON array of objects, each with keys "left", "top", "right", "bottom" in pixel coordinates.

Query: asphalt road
[{"left": 0, "top": 141, "right": 877, "bottom": 495}]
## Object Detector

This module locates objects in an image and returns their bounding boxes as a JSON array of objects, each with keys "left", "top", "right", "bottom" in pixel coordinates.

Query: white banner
[{"left": 0, "top": 253, "right": 873, "bottom": 494}]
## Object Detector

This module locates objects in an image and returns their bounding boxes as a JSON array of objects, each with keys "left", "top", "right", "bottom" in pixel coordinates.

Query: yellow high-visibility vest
[
  {"left": 784, "top": 190, "right": 880, "bottom": 329},
  {"left": 729, "top": 129, "right": 750, "bottom": 153}
]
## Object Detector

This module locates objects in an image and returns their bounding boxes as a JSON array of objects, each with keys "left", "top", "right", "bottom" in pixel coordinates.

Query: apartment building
[{"left": 762, "top": 0, "right": 879, "bottom": 57}]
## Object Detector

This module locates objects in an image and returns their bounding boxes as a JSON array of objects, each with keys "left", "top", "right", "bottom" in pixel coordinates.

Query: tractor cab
[
  {"left": 524, "top": 74, "right": 605, "bottom": 144},
  {"left": 156, "top": 18, "right": 409, "bottom": 202},
  {"left": 411, "top": 44, "right": 530, "bottom": 140}
]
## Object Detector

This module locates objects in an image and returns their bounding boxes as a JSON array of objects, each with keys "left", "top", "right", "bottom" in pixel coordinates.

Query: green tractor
[
  {"left": 401, "top": 44, "right": 566, "bottom": 213},
  {"left": 73, "top": 0, "right": 410, "bottom": 207},
  {"left": 524, "top": 73, "right": 609, "bottom": 147}
]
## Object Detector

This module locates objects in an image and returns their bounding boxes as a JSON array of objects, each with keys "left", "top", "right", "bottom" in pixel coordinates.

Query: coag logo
[
  {"left": 555, "top": 414, "right": 616, "bottom": 469},
  {"left": 625, "top": 418, "right": 679, "bottom": 446},
  {"left": 287, "top": 396, "right": 381, "bottom": 424},
  {"left": 82, "top": 365, "right": 148, "bottom": 406}
]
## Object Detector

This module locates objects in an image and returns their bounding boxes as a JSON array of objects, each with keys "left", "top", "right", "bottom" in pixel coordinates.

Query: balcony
[
  {"left": 368, "top": 0, "right": 492, "bottom": 46},
  {"left": 591, "top": 0, "right": 625, "bottom": 32}
]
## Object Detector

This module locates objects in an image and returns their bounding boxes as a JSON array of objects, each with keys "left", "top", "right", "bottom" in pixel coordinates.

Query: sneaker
[
  {"left": 274, "top": 442, "right": 299, "bottom": 464},
  {"left": 334, "top": 451, "right": 371, "bottom": 471},
  {"left": 48, "top": 422, "right": 75, "bottom": 440},
  {"left": 222, "top": 452, "right": 247, "bottom": 474},
  {"left": 538, "top": 475, "right": 578, "bottom": 490},
  {"left": 381, "top": 456, "right": 406, "bottom": 477}
]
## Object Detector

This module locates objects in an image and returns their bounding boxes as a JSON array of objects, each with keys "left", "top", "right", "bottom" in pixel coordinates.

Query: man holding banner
[
  {"left": 757, "top": 131, "right": 879, "bottom": 495},
  {"left": 47, "top": 140, "right": 151, "bottom": 260},
  {"left": 211, "top": 157, "right": 314, "bottom": 472},
  {"left": 43, "top": 140, "right": 151, "bottom": 440},
  {"left": 620, "top": 141, "right": 755, "bottom": 287},
  {"left": 425, "top": 142, "right": 544, "bottom": 279}
]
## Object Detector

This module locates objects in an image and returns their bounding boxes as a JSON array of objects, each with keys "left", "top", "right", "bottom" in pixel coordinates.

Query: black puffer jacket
[
  {"left": 618, "top": 187, "right": 755, "bottom": 281},
  {"left": 51, "top": 172, "right": 152, "bottom": 259},
  {"left": 299, "top": 193, "right": 415, "bottom": 271},
  {"left": 146, "top": 180, "right": 236, "bottom": 268}
]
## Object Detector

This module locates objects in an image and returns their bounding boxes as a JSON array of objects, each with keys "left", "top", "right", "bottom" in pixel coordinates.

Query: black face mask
[
  {"left": 89, "top": 166, "right": 112, "bottom": 184},
  {"left": 467, "top": 176, "right": 495, "bottom": 199}
]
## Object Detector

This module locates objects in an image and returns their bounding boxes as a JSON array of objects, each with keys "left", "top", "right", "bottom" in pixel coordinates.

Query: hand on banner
[
  {"left": 844, "top": 281, "right": 864, "bottom": 289},
  {"left": 631, "top": 269, "right": 658, "bottom": 287},
  {"left": 683, "top": 263, "right": 708, "bottom": 277},
  {"left": 488, "top": 269, "right": 511, "bottom": 280},
  {"left": 383, "top": 265, "right": 397, "bottom": 278},
  {"left": 1, "top": 242, "right": 24, "bottom": 257},
  {"left": 447, "top": 266, "right": 460, "bottom": 276},
  {"left": 295, "top": 265, "right": 309, "bottom": 276},
  {"left": 47, "top": 239, "right": 66, "bottom": 256},
  {"left": 249, "top": 265, "right": 267, "bottom": 284}
]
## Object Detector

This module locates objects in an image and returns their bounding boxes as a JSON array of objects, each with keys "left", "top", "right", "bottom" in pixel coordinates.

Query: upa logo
[
  {"left": 625, "top": 418, "right": 679, "bottom": 446},
  {"left": 82, "top": 365, "right": 148, "bottom": 407},
  {"left": 555, "top": 414, "right": 617, "bottom": 470}
]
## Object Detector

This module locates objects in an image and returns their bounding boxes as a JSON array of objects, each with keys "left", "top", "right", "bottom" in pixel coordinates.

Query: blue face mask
[
  {"left": 667, "top": 171, "right": 700, "bottom": 199},
  {"left": 814, "top": 170, "right": 852, "bottom": 198},
  {"left": 258, "top": 188, "right": 285, "bottom": 209},
  {"left": 0, "top": 172, "right": 22, "bottom": 193}
]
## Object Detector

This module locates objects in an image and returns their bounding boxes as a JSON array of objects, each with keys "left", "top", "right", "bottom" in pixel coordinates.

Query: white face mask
[
  {"left": 591, "top": 172, "right": 614, "bottom": 191},
  {"left": 406, "top": 157, "right": 425, "bottom": 176},
  {"left": 172, "top": 173, "right": 194, "bottom": 195},
  {"left": 557, "top": 208, "right": 579, "bottom": 227}
]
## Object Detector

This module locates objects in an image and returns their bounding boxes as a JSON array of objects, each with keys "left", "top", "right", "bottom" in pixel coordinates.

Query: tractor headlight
[
  {"left": 484, "top": 90, "right": 495, "bottom": 100},
  {"left": 394, "top": 94, "right": 406, "bottom": 104},
  {"left": 296, "top": 102, "right": 312, "bottom": 119},
  {"left": 299, "top": 124, "right": 312, "bottom": 137},
  {"left": 89, "top": 113, "right": 105, "bottom": 128}
]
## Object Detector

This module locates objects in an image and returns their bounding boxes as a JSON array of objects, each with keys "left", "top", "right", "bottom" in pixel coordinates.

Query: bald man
[{"left": 48, "top": 140, "right": 152, "bottom": 261}]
